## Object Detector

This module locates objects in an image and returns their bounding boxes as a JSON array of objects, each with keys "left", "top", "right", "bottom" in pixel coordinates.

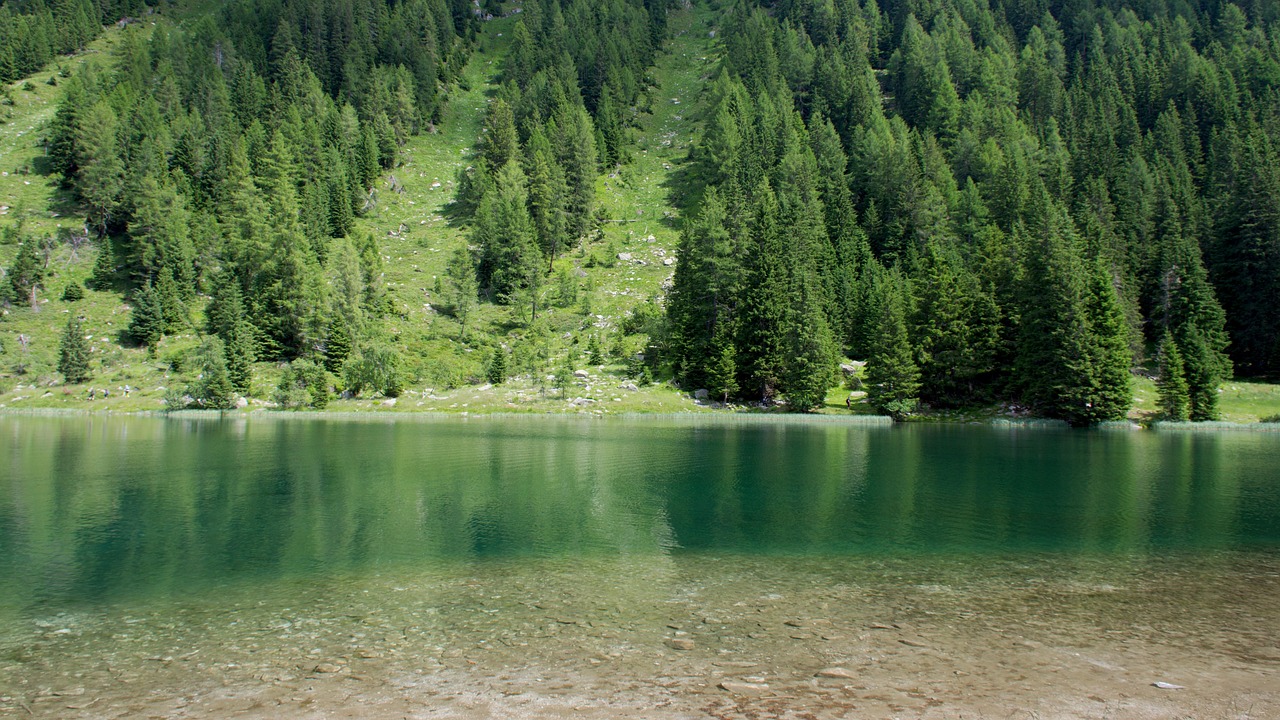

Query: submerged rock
[
  {"left": 816, "top": 667, "right": 856, "bottom": 679},
  {"left": 719, "top": 681, "right": 769, "bottom": 696}
]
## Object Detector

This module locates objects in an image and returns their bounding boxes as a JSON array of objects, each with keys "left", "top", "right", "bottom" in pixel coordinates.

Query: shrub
[{"left": 61, "top": 281, "right": 85, "bottom": 301}]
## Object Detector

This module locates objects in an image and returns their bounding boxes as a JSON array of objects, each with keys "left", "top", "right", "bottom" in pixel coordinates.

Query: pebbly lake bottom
[
  {"left": 2, "top": 414, "right": 1279, "bottom": 718},
  {"left": 1, "top": 550, "right": 1277, "bottom": 719}
]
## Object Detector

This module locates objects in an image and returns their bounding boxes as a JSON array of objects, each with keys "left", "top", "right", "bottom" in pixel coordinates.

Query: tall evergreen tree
[
  {"left": 1156, "top": 332, "right": 1190, "bottom": 421},
  {"left": 58, "top": 316, "right": 92, "bottom": 384},
  {"left": 865, "top": 272, "right": 920, "bottom": 421}
]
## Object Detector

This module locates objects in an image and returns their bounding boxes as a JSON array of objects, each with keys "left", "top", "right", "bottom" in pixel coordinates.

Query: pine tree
[
  {"left": 323, "top": 319, "right": 352, "bottom": 374},
  {"left": 487, "top": 346, "right": 507, "bottom": 385},
  {"left": 58, "top": 316, "right": 92, "bottom": 384},
  {"left": 155, "top": 266, "right": 186, "bottom": 332},
  {"left": 865, "top": 274, "right": 921, "bottom": 421},
  {"left": 667, "top": 188, "right": 738, "bottom": 387},
  {"left": 1015, "top": 200, "right": 1125, "bottom": 426},
  {"left": 225, "top": 320, "right": 257, "bottom": 396},
  {"left": 1083, "top": 255, "right": 1134, "bottom": 422},
  {"left": 76, "top": 100, "right": 124, "bottom": 235},
  {"left": 706, "top": 332, "right": 739, "bottom": 404},
  {"left": 474, "top": 161, "right": 541, "bottom": 309},
  {"left": 445, "top": 245, "right": 479, "bottom": 336},
  {"left": 478, "top": 98, "right": 519, "bottom": 172},
  {"left": 128, "top": 281, "right": 166, "bottom": 350},
  {"left": 587, "top": 334, "right": 604, "bottom": 366},
  {"left": 86, "top": 237, "right": 116, "bottom": 290},
  {"left": 555, "top": 355, "right": 574, "bottom": 398},
  {"left": 524, "top": 126, "right": 569, "bottom": 265},
  {"left": 736, "top": 183, "right": 789, "bottom": 401},
  {"left": 1156, "top": 332, "right": 1190, "bottom": 421},
  {"left": 558, "top": 106, "right": 597, "bottom": 241},
  {"left": 784, "top": 281, "right": 835, "bottom": 412},
  {"left": 5, "top": 237, "right": 44, "bottom": 305},
  {"left": 189, "top": 338, "right": 237, "bottom": 409}
]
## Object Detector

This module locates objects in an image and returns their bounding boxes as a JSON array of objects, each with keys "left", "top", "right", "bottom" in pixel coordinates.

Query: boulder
[
  {"left": 693, "top": 389, "right": 709, "bottom": 400},
  {"left": 815, "top": 667, "right": 856, "bottom": 679}
]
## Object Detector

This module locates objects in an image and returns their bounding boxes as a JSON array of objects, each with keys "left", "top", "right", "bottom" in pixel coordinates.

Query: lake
[{"left": 1, "top": 414, "right": 1278, "bottom": 718}]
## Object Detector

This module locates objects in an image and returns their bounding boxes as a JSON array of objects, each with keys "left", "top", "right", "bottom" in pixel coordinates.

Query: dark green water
[{"left": 2, "top": 414, "right": 1278, "bottom": 615}]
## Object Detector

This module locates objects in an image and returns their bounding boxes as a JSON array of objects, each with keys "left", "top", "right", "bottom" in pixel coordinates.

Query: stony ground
[{"left": 2, "top": 554, "right": 1277, "bottom": 719}]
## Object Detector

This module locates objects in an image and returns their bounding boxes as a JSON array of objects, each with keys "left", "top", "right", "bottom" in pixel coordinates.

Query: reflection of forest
[{"left": 0, "top": 417, "right": 1272, "bottom": 620}]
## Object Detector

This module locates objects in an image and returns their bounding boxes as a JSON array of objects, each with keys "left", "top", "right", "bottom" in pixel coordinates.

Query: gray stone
[
  {"left": 693, "top": 389, "right": 709, "bottom": 400},
  {"left": 665, "top": 638, "right": 696, "bottom": 650},
  {"left": 719, "top": 681, "right": 769, "bottom": 696},
  {"left": 815, "top": 667, "right": 856, "bottom": 679},
  {"left": 573, "top": 370, "right": 589, "bottom": 379}
]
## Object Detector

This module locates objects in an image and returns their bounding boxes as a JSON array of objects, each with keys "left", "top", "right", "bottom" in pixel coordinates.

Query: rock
[
  {"left": 693, "top": 389, "right": 709, "bottom": 400},
  {"left": 898, "top": 638, "right": 928, "bottom": 648},
  {"left": 719, "top": 681, "right": 769, "bottom": 696},
  {"left": 665, "top": 638, "right": 696, "bottom": 650},
  {"left": 235, "top": 396, "right": 248, "bottom": 408},
  {"left": 713, "top": 661, "right": 758, "bottom": 668},
  {"left": 663, "top": 257, "right": 675, "bottom": 266},
  {"left": 620, "top": 383, "right": 639, "bottom": 392},
  {"left": 839, "top": 362, "right": 865, "bottom": 376},
  {"left": 617, "top": 252, "right": 632, "bottom": 262},
  {"left": 1153, "top": 681, "right": 1185, "bottom": 690},
  {"left": 573, "top": 370, "right": 589, "bottom": 378},
  {"left": 382, "top": 398, "right": 397, "bottom": 407},
  {"left": 816, "top": 667, "right": 857, "bottom": 679},
  {"left": 313, "top": 663, "right": 343, "bottom": 674}
]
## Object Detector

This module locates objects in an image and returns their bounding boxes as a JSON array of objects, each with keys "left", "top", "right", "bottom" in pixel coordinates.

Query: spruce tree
[
  {"left": 188, "top": 338, "right": 237, "bottom": 410},
  {"left": 86, "top": 237, "right": 116, "bottom": 290},
  {"left": 58, "top": 316, "right": 92, "bottom": 384},
  {"left": 1083, "top": 255, "right": 1134, "bottom": 422},
  {"left": 474, "top": 161, "right": 541, "bottom": 309},
  {"left": 784, "top": 280, "right": 836, "bottom": 412},
  {"left": 225, "top": 320, "right": 257, "bottom": 396},
  {"left": 667, "top": 188, "right": 738, "bottom": 387},
  {"left": 487, "top": 346, "right": 507, "bottom": 385},
  {"left": 735, "top": 183, "right": 790, "bottom": 400},
  {"left": 706, "top": 335, "right": 739, "bottom": 404},
  {"left": 323, "top": 319, "right": 352, "bottom": 375},
  {"left": 1156, "top": 332, "right": 1190, "bottom": 421},
  {"left": 1015, "top": 201, "right": 1121, "bottom": 426},
  {"left": 865, "top": 274, "right": 921, "bottom": 421},
  {"left": 587, "top": 334, "right": 604, "bottom": 366},
  {"left": 6, "top": 237, "right": 44, "bottom": 305},
  {"left": 155, "top": 266, "right": 186, "bottom": 332},
  {"left": 128, "top": 281, "right": 166, "bottom": 350},
  {"left": 445, "top": 245, "right": 479, "bottom": 337}
]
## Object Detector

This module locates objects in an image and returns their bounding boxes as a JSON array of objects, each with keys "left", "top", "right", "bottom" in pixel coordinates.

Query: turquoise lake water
[{"left": 1, "top": 414, "right": 1277, "bottom": 718}]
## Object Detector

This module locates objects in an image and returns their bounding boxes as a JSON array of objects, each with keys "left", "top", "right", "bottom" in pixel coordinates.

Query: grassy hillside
[{"left": 1, "top": 4, "right": 1278, "bottom": 423}]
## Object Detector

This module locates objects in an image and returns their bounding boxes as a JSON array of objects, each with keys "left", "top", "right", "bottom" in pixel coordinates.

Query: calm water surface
[{"left": 1, "top": 414, "right": 1278, "bottom": 718}]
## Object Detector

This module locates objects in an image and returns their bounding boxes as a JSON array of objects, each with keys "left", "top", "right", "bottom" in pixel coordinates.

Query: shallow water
[{"left": 1, "top": 415, "right": 1278, "bottom": 718}]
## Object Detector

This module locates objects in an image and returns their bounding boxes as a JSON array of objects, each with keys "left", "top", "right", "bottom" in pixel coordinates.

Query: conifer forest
[{"left": 3, "top": 0, "right": 1280, "bottom": 425}]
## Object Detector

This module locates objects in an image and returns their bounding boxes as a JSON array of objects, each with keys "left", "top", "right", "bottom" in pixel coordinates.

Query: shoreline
[{"left": 3, "top": 405, "right": 1280, "bottom": 431}]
